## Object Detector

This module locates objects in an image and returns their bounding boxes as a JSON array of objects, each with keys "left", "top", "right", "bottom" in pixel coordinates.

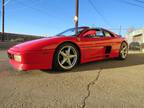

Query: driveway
[{"left": 0, "top": 50, "right": 144, "bottom": 108}]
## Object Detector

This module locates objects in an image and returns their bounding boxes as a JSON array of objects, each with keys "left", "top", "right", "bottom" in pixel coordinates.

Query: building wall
[
  {"left": 133, "top": 35, "right": 143, "bottom": 43},
  {"left": 125, "top": 28, "right": 144, "bottom": 44}
]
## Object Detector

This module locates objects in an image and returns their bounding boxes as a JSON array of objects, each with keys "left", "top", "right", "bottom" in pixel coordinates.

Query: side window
[
  {"left": 103, "top": 31, "right": 114, "bottom": 37},
  {"left": 96, "top": 30, "right": 104, "bottom": 37},
  {"left": 82, "top": 29, "right": 105, "bottom": 38},
  {"left": 83, "top": 30, "right": 96, "bottom": 38}
]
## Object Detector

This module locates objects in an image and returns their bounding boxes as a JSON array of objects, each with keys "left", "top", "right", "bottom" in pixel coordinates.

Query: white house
[{"left": 125, "top": 28, "right": 144, "bottom": 44}]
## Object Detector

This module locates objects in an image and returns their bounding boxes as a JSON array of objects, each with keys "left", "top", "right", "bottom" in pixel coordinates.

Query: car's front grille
[{"left": 8, "top": 53, "right": 14, "bottom": 60}]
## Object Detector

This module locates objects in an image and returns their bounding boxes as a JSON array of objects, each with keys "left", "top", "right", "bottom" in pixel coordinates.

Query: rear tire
[
  {"left": 117, "top": 42, "right": 128, "bottom": 60},
  {"left": 53, "top": 43, "right": 79, "bottom": 71}
]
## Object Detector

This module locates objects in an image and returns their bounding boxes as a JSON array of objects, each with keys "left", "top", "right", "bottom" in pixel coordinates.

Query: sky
[{"left": 0, "top": 0, "right": 144, "bottom": 36}]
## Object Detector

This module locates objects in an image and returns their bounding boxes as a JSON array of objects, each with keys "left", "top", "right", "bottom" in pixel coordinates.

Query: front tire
[
  {"left": 53, "top": 43, "right": 79, "bottom": 71},
  {"left": 117, "top": 42, "right": 128, "bottom": 60}
]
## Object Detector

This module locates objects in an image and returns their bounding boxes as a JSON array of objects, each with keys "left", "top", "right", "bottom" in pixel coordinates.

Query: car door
[
  {"left": 79, "top": 29, "right": 107, "bottom": 61},
  {"left": 102, "top": 29, "right": 122, "bottom": 57}
]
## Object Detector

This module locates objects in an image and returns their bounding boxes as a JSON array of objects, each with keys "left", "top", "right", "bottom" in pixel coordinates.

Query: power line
[
  {"left": 22, "top": 0, "right": 43, "bottom": 8},
  {"left": 119, "top": 0, "right": 144, "bottom": 9},
  {"left": 4, "top": 0, "right": 12, "bottom": 6},
  {"left": 134, "top": 0, "right": 144, "bottom": 4},
  {"left": 109, "top": 28, "right": 129, "bottom": 30},
  {"left": 13, "top": 0, "right": 67, "bottom": 19},
  {"left": 87, "top": 0, "right": 110, "bottom": 25},
  {"left": 0, "top": 0, "right": 11, "bottom": 16},
  {"left": 14, "top": 0, "right": 54, "bottom": 17}
]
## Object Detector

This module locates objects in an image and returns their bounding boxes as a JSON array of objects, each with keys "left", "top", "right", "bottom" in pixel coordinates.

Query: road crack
[{"left": 81, "top": 68, "right": 102, "bottom": 108}]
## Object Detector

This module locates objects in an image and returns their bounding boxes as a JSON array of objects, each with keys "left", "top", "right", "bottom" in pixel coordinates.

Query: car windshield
[{"left": 56, "top": 27, "right": 86, "bottom": 36}]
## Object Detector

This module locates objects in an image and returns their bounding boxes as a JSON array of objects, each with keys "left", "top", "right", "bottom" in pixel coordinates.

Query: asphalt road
[{"left": 0, "top": 50, "right": 144, "bottom": 108}]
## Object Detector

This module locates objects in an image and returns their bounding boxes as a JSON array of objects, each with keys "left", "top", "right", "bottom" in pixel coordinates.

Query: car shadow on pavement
[{"left": 43, "top": 53, "right": 144, "bottom": 74}]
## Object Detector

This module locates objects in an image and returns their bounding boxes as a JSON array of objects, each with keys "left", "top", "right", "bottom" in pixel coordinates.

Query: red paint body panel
[
  {"left": 8, "top": 48, "right": 54, "bottom": 70},
  {"left": 7, "top": 27, "right": 126, "bottom": 71}
]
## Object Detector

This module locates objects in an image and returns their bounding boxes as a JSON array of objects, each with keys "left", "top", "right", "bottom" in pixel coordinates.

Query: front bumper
[
  {"left": 9, "top": 59, "right": 52, "bottom": 71},
  {"left": 7, "top": 49, "right": 55, "bottom": 71}
]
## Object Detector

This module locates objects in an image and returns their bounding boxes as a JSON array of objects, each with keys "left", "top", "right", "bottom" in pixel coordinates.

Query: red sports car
[{"left": 7, "top": 27, "right": 128, "bottom": 71}]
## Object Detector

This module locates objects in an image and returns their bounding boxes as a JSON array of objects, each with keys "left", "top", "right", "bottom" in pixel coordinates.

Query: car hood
[{"left": 9, "top": 36, "right": 63, "bottom": 52}]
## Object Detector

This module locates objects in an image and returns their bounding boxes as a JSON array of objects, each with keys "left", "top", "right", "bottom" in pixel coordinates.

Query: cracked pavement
[
  {"left": 0, "top": 50, "right": 144, "bottom": 108},
  {"left": 81, "top": 68, "right": 102, "bottom": 108}
]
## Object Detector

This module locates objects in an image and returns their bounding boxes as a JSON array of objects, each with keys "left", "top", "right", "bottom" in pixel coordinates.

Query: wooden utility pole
[
  {"left": 1, "top": 0, "right": 5, "bottom": 41},
  {"left": 74, "top": 0, "right": 79, "bottom": 34}
]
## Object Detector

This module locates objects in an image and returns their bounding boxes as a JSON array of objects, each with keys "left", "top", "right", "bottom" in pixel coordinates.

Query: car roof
[
  {"left": 80, "top": 26, "right": 105, "bottom": 30},
  {"left": 79, "top": 26, "right": 118, "bottom": 36}
]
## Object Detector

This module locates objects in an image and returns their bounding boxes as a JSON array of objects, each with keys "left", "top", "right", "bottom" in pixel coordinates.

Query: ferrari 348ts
[{"left": 7, "top": 27, "right": 128, "bottom": 71}]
